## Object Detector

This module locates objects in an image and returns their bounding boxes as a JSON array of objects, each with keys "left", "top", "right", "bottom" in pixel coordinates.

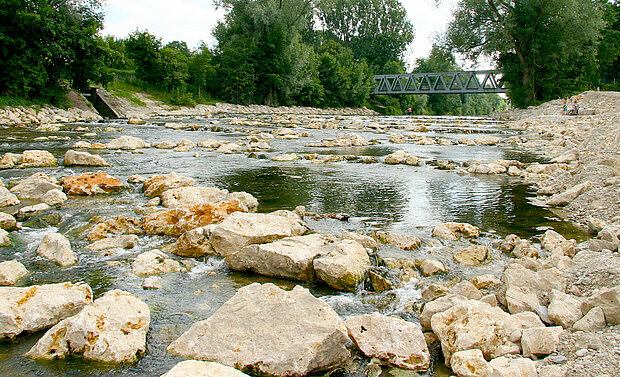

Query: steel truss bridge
[{"left": 373, "top": 70, "right": 506, "bottom": 95}]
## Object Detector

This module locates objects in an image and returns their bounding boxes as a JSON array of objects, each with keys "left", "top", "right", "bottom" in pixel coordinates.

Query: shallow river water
[{"left": 0, "top": 113, "right": 589, "bottom": 376}]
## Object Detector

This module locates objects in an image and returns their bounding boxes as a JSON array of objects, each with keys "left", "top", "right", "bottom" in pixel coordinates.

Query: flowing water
[{"left": 0, "top": 113, "right": 589, "bottom": 376}]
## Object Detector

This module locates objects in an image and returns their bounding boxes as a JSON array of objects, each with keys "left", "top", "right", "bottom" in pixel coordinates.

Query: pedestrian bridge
[{"left": 373, "top": 70, "right": 506, "bottom": 95}]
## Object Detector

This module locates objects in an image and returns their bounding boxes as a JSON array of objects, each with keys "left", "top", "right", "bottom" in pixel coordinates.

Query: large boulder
[
  {"left": 313, "top": 240, "right": 371, "bottom": 291},
  {"left": 344, "top": 313, "right": 430, "bottom": 371},
  {"left": 581, "top": 286, "right": 620, "bottom": 325},
  {"left": 143, "top": 200, "right": 247, "bottom": 237},
  {"left": 450, "top": 349, "right": 492, "bottom": 377},
  {"left": 85, "top": 235, "right": 139, "bottom": 251},
  {"left": 500, "top": 264, "right": 566, "bottom": 313},
  {"left": 546, "top": 181, "right": 592, "bottom": 207},
  {"left": 432, "top": 222, "right": 480, "bottom": 240},
  {"left": 453, "top": 245, "right": 488, "bottom": 265},
  {"left": 131, "top": 249, "right": 187, "bottom": 276},
  {"left": 572, "top": 306, "right": 606, "bottom": 331},
  {"left": 373, "top": 231, "right": 421, "bottom": 250},
  {"left": 0, "top": 282, "right": 93, "bottom": 340},
  {"left": 430, "top": 300, "right": 522, "bottom": 366},
  {"left": 160, "top": 187, "right": 229, "bottom": 208},
  {"left": 60, "top": 171, "right": 125, "bottom": 195},
  {"left": 63, "top": 149, "right": 108, "bottom": 166},
  {"left": 488, "top": 357, "right": 537, "bottom": 377},
  {"left": 548, "top": 289, "right": 583, "bottom": 328},
  {"left": 162, "top": 361, "right": 252, "bottom": 377},
  {"left": 19, "top": 150, "right": 57, "bottom": 167},
  {"left": 0, "top": 260, "right": 28, "bottom": 285},
  {"left": 143, "top": 173, "right": 195, "bottom": 198},
  {"left": 105, "top": 135, "right": 150, "bottom": 150},
  {"left": 309, "top": 133, "right": 369, "bottom": 147},
  {"left": 210, "top": 211, "right": 308, "bottom": 256},
  {"left": 163, "top": 227, "right": 214, "bottom": 257},
  {"left": 9, "top": 178, "right": 62, "bottom": 200},
  {"left": 25, "top": 290, "right": 150, "bottom": 363},
  {"left": 0, "top": 228, "right": 12, "bottom": 247},
  {"left": 521, "top": 326, "right": 563, "bottom": 359},
  {"left": 167, "top": 283, "right": 350, "bottom": 377},
  {"left": 225, "top": 234, "right": 331, "bottom": 282},
  {"left": 36, "top": 232, "right": 77, "bottom": 267},
  {"left": 0, "top": 186, "right": 19, "bottom": 206},
  {"left": 87, "top": 216, "right": 143, "bottom": 241}
]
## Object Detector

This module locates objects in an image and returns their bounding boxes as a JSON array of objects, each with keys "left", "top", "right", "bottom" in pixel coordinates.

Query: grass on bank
[
  {"left": 0, "top": 94, "right": 69, "bottom": 109},
  {"left": 107, "top": 79, "right": 219, "bottom": 108}
]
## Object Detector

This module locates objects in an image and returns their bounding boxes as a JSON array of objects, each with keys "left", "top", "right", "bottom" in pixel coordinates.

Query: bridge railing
[{"left": 373, "top": 70, "right": 507, "bottom": 95}]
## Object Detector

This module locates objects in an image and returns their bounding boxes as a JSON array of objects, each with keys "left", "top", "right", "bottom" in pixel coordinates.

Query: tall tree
[
  {"left": 445, "top": 0, "right": 606, "bottom": 107},
  {"left": 315, "top": 0, "right": 414, "bottom": 69},
  {"left": 125, "top": 30, "right": 164, "bottom": 86}
]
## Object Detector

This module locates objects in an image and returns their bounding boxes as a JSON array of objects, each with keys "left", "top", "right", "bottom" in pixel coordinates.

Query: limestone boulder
[
  {"left": 163, "top": 226, "right": 214, "bottom": 257},
  {"left": 431, "top": 300, "right": 522, "bottom": 365},
  {"left": 310, "top": 133, "right": 369, "bottom": 147},
  {"left": 0, "top": 282, "right": 93, "bottom": 340},
  {"left": 131, "top": 249, "right": 187, "bottom": 276},
  {"left": 42, "top": 189, "right": 67, "bottom": 206},
  {"left": 142, "top": 276, "right": 162, "bottom": 290},
  {"left": 0, "top": 260, "right": 28, "bottom": 285},
  {"left": 61, "top": 171, "right": 125, "bottom": 195},
  {"left": 521, "top": 326, "right": 563, "bottom": 359},
  {"left": 451, "top": 281, "right": 484, "bottom": 300},
  {"left": 143, "top": 173, "right": 195, "bottom": 198},
  {"left": 500, "top": 264, "right": 566, "bottom": 313},
  {"left": 342, "top": 231, "right": 378, "bottom": 250},
  {"left": 36, "top": 232, "right": 77, "bottom": 267},
  {"left": 160, "top": 186, "right": 229, "bottom": 208},
  {"left": 272, "top": 153, "right": 300, "bottom": 162},
  {"left": 511, "top": 312, "right": 545, "bottom": 330},
  {"left": 162, "top": 361, "right": 252, "bottom": 377},
  {"left": 105, "top": 135, "right": 150, "bottom": 150},
  {"left": 450, "top": 349, "right": 492, "bottom": 377},
  {"left": 546, "top": 181, "right": 592, "bottom": 207},
  {"left": 226, "top": 234, "right": 331, "bottom": 282},
  {"left": 210, "top": 211, "right": 308, "bottom": 256},
  {"left": 471, "top": 275, "right": 502, "bottom": 290},
  {"left": 25, "top": 290, "right": 149, "bottom": 363},
  {"left": 16, "top": 203, "right": 51, "bottom": 220},
  {"left": 167, "top": 283, "right": 350, "bottom": 377},
  {"left": 548, "top": 289, "right": 583, "bottom": 328},
  {"left": 0, "top": 186, "right": 19, "bottom": 206},
  {"left": 499, "top": 234, "right": 521, "bottom": 253},
  {"left": 581, "top": 286, "right": 620, "bottom": 325},
  {"left": 468, "top": 163, "right": 507, "bottom": 175},
  {"left": 512, "top": 240, "right": 539, "bottom": 259},
  {"left": 225, "top": 192, "right": 259, "bottom": 211},
  {"left": 420, "top": 259, "right": 446, "bottom": 276},
  {"left": 19, "top": 150, "right": 57, "bottom": 167},
  {"left": 420, "top": 294, "right": 469, "bottom": 330},
  {"left": 488, "top": 357, "right": 537, "bottom": 377},
  {"left": 475, "top": 136, "right": 501, "bottom": 145},
  {"left": 453, "top": 245, "right": 488, "bottom": 265},
  {"left": 313, "top": 240, "right": 371, "bottom": 291},
  {"left": 345, "top": 313, "right": 430, "bottom": 371},
  {"left": 63, "top": 149, "right": 108, "bottom": 166},
  {"left": 540, "top": 230, "right": 569, "bottom": 253},
  {"left": 143, "top": 200, "right": 247, "bottom": 237},
  {"left": 85, "top": 235, "right": 139, "bottom": 251},
  {"left": 0, "top": 212, "right": 18, "bottom": 231},
  {"left": 9, "top": 178, "right": 62, "bottom": 200},
  {"left": 373, "top": 231, "right": 421, "bottom": 250},
  {"left": 432, "top": 222, "right": 480, "bottom": 240},
  {"left": 87, "top": 216, "right": 143, "bottom": 241},
  {"left": 572, "top": 306, "right": 606, "bottom": 331}
]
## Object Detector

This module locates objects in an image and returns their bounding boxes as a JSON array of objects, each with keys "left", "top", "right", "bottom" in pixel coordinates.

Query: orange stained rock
[{"left": 61, "top": 171, "right": 124, "bottom": 195}]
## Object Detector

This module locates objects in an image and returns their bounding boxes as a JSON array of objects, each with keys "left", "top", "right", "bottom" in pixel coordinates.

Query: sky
[{"left": 102, "top": 0, "right": 461, "bottom": 69}]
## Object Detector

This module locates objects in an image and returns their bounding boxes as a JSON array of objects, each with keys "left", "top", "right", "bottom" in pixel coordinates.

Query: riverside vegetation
[{"left": 0, "top": 89, "right": 619, "bottom": 376}]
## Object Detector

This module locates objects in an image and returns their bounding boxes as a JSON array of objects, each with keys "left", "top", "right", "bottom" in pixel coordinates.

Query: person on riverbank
[
  {"left": 405, "top": 107, "right": 412, "bottom": 115},
  {"left": 562, "top": 98, "right": 568, "bottom": 114}
]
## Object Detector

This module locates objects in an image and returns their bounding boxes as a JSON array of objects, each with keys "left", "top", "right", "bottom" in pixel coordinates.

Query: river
[{"left": 0, "top": 113, "right": 588, "bottom": 376}]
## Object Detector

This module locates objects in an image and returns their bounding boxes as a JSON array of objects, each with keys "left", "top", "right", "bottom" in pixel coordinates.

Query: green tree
[
  {"left": 315, "top": 0, "right": 414, "bottom": 69},
  {"left": 445, "top": 0, "right": 606, "bottom": 107},
  {"left": 125, "top": 30, "right": 164, "bottom": 86},
  {"left": 598, "top": 1, "right": 620, "bottom": 88},
  {"left": 0, "top": 0, "right": 108, "bottom": 101},
  {"left": 188, "top": 43, "right": 218, "bottom": 100}
]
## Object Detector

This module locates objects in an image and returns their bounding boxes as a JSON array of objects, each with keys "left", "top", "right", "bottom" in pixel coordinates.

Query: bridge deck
[{"left": 373, "top": 70, "right": 506, "bottom": 95}]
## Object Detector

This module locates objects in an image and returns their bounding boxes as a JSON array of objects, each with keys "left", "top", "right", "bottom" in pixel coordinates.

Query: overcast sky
[{"left": 102, "top": 0, "right": 460, "bottom": 69}]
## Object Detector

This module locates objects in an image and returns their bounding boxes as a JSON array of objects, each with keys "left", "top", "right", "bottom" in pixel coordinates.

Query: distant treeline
[{"left": 0, "top": 0, "right": 618, "bottom": 113}]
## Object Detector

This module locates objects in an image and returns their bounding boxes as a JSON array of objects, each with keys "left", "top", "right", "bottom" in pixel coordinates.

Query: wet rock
[
  {"left": 572, "top": 306, "right": 606, "bottom": 331},
  {"left": 373, "top": 231, "right": 421, "bottom": 250},
  {"left": 581, "top": 286, "right": 620, "bottom": 325},
  {"left": 488, "top": 356, "right": 537, "bottom": 377},
  {"left": 521, "top": 326, "right": 563, "bottom": 359},
  {"left": 173, "top": 140, "right": 195, "bottom": 152},
  {"left": 161, "top": 360, "right": 252, "bottom": 377},
  {"left": 131, "top": 249, "right": 186, "bottom": 276},
  {"left": 345, "top": 313, "right": 430, "bottom": 371},
  {"left": 143, "top": 173, "right": 195, "bottom": 198},
  {"left": 451, "top": 281, "right": 484, "bottom": 300},
  {"left": 153, "top": 141, "right": 176, "bottom": 149},
  {"left": 0, "top": 212, "right": 18, "bottom": 231},
  {"left": 162, "top": 226, "right": 213, "bottom": 257},
  {"left": 142, "top": 276, "right": 163, "bottom": 290},
  {"left": 9, "top": 176, "right": 62, "bottom": 200},
  {"left": 468, "top": 163, "right": 507, "bottom": 174},
  {"left": 217, "top": 143, "right": 242, "bottom": 154},
  {"left": 25, "top": 290, "right": 149, "bottom": 363},
  {"left": 167, "top": 283, "right": 350, "bottom": 376},
  {"left": 342, "top": 231, "right": 378, "bottom": 250},
  {"left": 546, "top": 181, "right": 593, "bottom": 207},
  {"left": 105, "top": 135, "right": 150, "bottom": 150},
  {"left": 210, "top": 211, "right": 307, "bottom": 256},
  {"left": 313, "top": 239, "right": 371, "bottom": 291},
  {"left": 87, "top": 216, "right": 143, "bottom": 241},
  {"left": 432, "top": 222, "right": 480, "bottom": 240},
  {"left": 420, "top": 294, "right": 469, "bottom": 330},
  {"left": 431, "top": 300, "right": 521, "bottom": 365},
  {"left": 450, "top": 349, "right": 492, "bottom": 377},
  {"left": 421, "top": 284, "right": 450, "bottom": 302},
  {"left": 272, "top": 153, "right": 300, "bottom": 162},
  {"left": 160, "top": 186, "right": 229, "bottom": 208},
  {"left": 85, "top": 235, "right": 139, "bottom": 251},
  {"left": 0, "top": 282, "right": 93, "bottom": 340},
  {"left": 548, "top": 289, "right": 583, "bottom": 328},
  {"left": 226, "top": 234, "right": 331, "bottom": 282},
  {"left": 0, "top": 260, "right": 28, "bottom": 285},
  {"left": 368, "top": 270, "right": 393, "bottom": 292},
  {"left": 128, "top": 174, "right": 148, "bottom": 184},
  {"left": 61, "top": 171, "right": 125, "bottom": 195},
  {"left": 540, "top": 230, "right": 570, "bottom": 253},
  {"left": 0, "top": 186, "right": 19, "bottom": 206},
  {"left": 512, "top": 240, "right": 539, "bottom": 259},
  {"left": 19, "top": 150, "right": 57, "bottom": 168},
  {"left": 63, "top": 149, "right": 108, "bottom": 166},
  {"left": 475, "top": 136, "right": 501, "bottom": 145},
  {"left": 143, "top": 200, "right": 247, "bottom": 237},
  {"left": 36, "top": 232, "right": 77, "bottom": 267},
  {"left": 309, "top": 132, "right": 369, "bottom": 147},
  {"left": 41, "top": 189, "right": 67, "bottom": 206},
  {"left": 471, "top": 274, "right": 502, "bottom": 290},
  {"left": 420, "top": 259, "right": 446, "bottom": 276},
  {"left": 453, "top": 245, "right": 488, "bottom": 265},
  {"left": 225, "top": 191, "right": 259, "bottom": 211},
  {"left": 16, "top": 203, "right": 51, "bottom": 220},
  {"left": 197, "top": 138, "right": 224, "bottom": 149}
]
